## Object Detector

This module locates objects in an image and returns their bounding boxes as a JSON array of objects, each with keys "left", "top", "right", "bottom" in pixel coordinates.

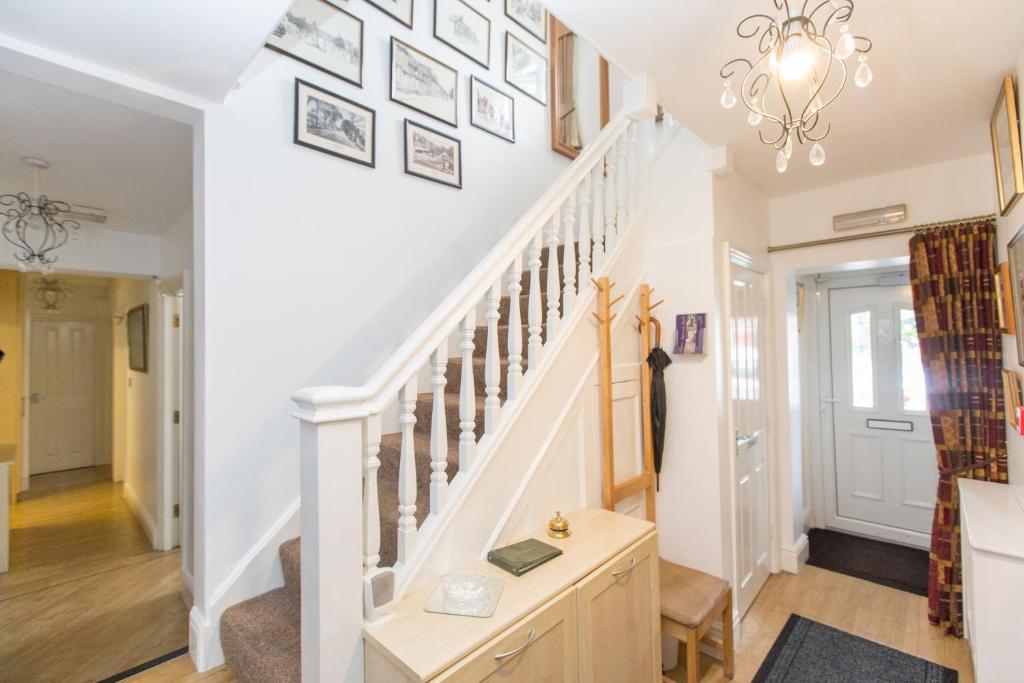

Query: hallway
[{"left": 0, "top": 467, "right": 188, "bottom": 682}]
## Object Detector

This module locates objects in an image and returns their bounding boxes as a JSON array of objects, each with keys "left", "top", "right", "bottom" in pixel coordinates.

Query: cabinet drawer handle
[
  {"left": 494, "top": 628, "right": 536, "bottom": 661},
  {"left": 612, "top": 557, "right": 638, "bottom": 578}
]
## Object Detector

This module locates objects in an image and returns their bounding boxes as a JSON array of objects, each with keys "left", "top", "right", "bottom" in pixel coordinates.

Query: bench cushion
[{"left": 659, "top": 559, "right": 729, "bottom": 628}]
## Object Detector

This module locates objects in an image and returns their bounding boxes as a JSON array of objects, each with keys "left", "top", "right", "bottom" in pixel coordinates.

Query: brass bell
[{"left": 548, "top": 511, "right": 571, "bottom": 539}]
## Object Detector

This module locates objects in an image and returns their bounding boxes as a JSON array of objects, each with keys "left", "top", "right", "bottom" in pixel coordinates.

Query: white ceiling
[
  {"left": 0, "top": 0, "right": 291, "bottom": 101},
  {"left": 0, "top": 69, "right": 192, "bottom": 235},
  {"left": 546, "top": 0, "right": 1024, "bottom": 197}
]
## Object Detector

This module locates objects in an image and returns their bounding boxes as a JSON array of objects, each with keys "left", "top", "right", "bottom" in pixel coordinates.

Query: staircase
[{"left": 219, "top": 115, "right": 650, "bottom": 682}]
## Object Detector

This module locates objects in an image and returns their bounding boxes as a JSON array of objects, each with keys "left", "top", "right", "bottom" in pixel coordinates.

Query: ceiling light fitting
[
  {"left": 31, "top": 277, "right": 71, "bottom": 313},
  {"left": 719, "top": 0, "right": 874, "bottom": 173},
  {"left": 1, "top": 156, "right": 81, "bottom": 272}
]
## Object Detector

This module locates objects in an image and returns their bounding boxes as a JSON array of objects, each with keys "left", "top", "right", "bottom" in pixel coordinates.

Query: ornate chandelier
[
  {"left": 1, "top": 157, "right": 81, "bottom": 272},
  {"left": 31, "top": 277, "right": 71, "bottom": 313},
  {"left": 719, "top": 0, "right": 873, "bottom": 173}
]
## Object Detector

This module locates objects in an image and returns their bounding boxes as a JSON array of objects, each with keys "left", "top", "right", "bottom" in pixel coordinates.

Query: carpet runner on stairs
[{"left": 221, "top": 248, "right": 575, "bottom": 681}]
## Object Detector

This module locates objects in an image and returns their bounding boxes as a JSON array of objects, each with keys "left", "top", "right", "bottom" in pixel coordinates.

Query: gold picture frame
[{"left": 991, "top": 74, "right": 1024, "bottom": 216}]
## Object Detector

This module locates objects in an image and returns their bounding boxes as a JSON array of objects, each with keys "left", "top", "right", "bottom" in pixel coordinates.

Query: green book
[{"left": 487, "top": 538, "right": 563, "bottom": 577}]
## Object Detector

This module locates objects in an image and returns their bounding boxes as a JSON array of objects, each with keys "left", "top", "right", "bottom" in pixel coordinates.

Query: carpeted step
[
  {"left": 221, "top": 587, "right": 300, "bottom": 683},
  {"left": 280, "top": 538, "right": 300, "bottom": 602}
]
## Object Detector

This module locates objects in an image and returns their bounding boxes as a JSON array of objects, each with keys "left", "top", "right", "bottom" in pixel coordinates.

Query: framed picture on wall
[
  {"left": 127, "top": 304, "right": 148, "bottom": 373},
  {"left": 991, "top": 74, "right": 1024, "bottom": 216},
  {"left": 294, "top": 79, "right": 377, "bottom": 167},
  {"left": 673, "top": 313, "right": 707, "bottom": 356},
  {"left": 363, "top": 0, "right": 414, "bottom": 28},
  {"left": 265, "top": 0, "right": 364, "bottom": 88},
  {"left": 404, "top": 119, "right": 463, "bottom": 189},
  {"left": 504, "top": 0, "right": 547, "bottom": 43},
  {"left": 505, "top": 32, "right": 547, "bottom": 105},
  {"left": 390, "top": 38, "right": 459, "bottom": 127},
  {"left": 470, "top": 76, "right": 515, "bottom": 142},
  {"left": 434, "top": 0, "right": 491, "bottom": 69},
  {"left": 1006, "top": 225, "right": 1024, "bottom": 364}
]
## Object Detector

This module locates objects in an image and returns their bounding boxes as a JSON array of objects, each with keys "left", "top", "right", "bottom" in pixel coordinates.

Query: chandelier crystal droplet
[{"left": 718, "top": 0, "right": 873, "bottom": 171}]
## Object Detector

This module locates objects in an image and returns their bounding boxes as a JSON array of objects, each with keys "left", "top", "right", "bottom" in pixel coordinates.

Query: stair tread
[{"left": 221, "top": 587, "right": 300, "bottom": 683}]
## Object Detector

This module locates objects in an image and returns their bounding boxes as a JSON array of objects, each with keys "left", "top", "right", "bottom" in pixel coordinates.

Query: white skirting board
[
  {"left": 190, "top": 498, "right": 300, "bottom": 672},
  {"left": 123, "top": 481, "right": 158, "bottom": 548},
  {"left": 780, "top": 533, "right": 810, "bottom": 574}
]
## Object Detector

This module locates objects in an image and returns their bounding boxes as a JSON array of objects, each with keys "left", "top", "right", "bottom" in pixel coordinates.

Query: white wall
[
  {"left": 995, "top": 47, "right": 1024, "bottom": 482},
  {"left": 160, "top": 204, "right": 193, "bottom": 280},
  {"left": 769, "top": 153, "right": 998, "bottom": 552},
  {"left": 0, "top": 223, "right": 161, "bottom": 277}
]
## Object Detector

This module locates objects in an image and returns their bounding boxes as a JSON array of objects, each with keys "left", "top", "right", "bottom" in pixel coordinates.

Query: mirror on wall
[{"left": 549, "top": 16, "right": 610, "bottom": 160}]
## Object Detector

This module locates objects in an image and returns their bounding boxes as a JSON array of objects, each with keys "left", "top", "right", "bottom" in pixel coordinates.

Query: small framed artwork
[
  {"left": 1007, "top": 225, "right": 1024, "bottom": 364},
  {"left": 1002, "top": 369, "right": 1022, "bottom": 429},
  {"left": 266, "top": 0, "right": 364, "bottom": 88},
  {"left": 470, "top": 76, "right": 515, "bottom": 142},
  {"left": 434, "top": 0, "right": 491, "bottom": 69},
  {"left": 404, "top": 119, "right": 463, "bottom": 189},
  {"left": 363, "top": 0, "right": 414, "bottom": 28},
  {"left": 996, "top": 261, "right": 1017, "bottom": 334},
  {"left": 294, "top": 79, "right": 376, "bottom": 167},
  {"left": 505, "top": 32, "right": 548, "bottom": 105},
  {"left": 505, "top": 0, "right": 546, "bottom": 43},
  {"left": 391, "top": 37, "right": 459, "bottom": 127},
  {"left": 127, "top": 304, "right": 148, "bottom": 373},
  {"left": 991, "top": 74, "right": 1024, "bottom": 216},
  {"left": 674, "top": 313, "right": 707, "bottom": 356}
]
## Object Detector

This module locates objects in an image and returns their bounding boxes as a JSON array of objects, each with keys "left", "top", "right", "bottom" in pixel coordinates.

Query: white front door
[
  {"left": 730, "top": 259, "right": 770, "bottom": 617},
  {"left": 29, "top": 319, "right": 99, "bottom": 474},
  {"left": 828, "top": 285, "right": 935, "bottom": 540}
]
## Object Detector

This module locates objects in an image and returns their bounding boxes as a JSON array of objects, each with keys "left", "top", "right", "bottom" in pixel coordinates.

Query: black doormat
[
  {"left": 753, "top": 614, "right": 957, "bottom": 682},
  {"left": 807, "top": 528, "right": 929, "bottom": 596},
  {"left": 96, "top": 646, "right": 189, "bottom": 683}
]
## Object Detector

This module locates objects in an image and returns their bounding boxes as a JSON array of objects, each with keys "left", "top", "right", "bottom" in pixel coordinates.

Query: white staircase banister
[{"left": 291, "top": 116, "right": 631, "bottom": 414}]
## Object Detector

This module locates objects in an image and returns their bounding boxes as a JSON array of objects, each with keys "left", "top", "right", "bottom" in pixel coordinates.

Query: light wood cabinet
[{"left": 364, "top": 509, "right": 658, "bottom": 683}]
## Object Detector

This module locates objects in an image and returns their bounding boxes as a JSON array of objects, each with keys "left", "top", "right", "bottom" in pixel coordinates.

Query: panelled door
[
  {"left": 729, "top": 258, "right": 770, "bottom": 618},
  {"left": 29, "top": 319, "right": 99, "bottom": 474},
  {"left": 828, "top": 285, "right": 935, "bottom": 537}
]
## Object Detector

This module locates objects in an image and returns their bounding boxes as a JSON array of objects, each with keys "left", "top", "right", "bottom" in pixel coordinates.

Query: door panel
[
  {"left": 730, "top": 260, "right": 770, "bottom": 618},
  {"left": 30, "top": 320, "right": 99, "bottom": 474},
  {"left": 829, "top": 285, "right": 936, "bottom": 536}
]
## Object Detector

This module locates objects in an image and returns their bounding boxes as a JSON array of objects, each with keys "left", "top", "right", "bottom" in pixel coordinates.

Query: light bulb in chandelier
[
  {"left": 835, "top": 25, "right": 856, "bottom": 60},
  {"left": 780, "top": 33, "right": 814, "bottom": 81},
  {"left": 748, "top": 105, "right": 763, "bottom": 126},
  {"left": 783, "top": 136, "right": 793, "bottom": 159},
  {"left": 776, "top": 150, "right": 789, "bottom": 173},
  {"left": 721, "top": 80, "right": 737, "bottom": 109},
  {"left": 855, "top": 55, "right": 873, "bottom": 87},
  {"left": 810, "top": 142, "right": 827, "bottom": 167}
]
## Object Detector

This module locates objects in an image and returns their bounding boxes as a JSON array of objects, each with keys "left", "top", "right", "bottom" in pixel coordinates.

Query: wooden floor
[
  {"left": 0, "top": 468, "right": 189, "bottom": 682},
  {"left": 138, "top": 564, "right": 972, "bottom": 683}
]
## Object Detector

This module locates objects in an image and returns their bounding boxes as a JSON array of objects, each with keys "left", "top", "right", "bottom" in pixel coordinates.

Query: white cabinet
[{"left": 959, "top": 479, "right": 1024, "bottom": 682}]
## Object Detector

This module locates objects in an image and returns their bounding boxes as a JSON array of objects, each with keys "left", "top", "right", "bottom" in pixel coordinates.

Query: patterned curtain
[{"left": 908, "top": 220, "right": 1007, "bottom": 637}]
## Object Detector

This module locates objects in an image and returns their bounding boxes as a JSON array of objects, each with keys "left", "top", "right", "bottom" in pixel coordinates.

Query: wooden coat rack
[{"left": 594, "top": 278, "right": 661, "bottom": 523}]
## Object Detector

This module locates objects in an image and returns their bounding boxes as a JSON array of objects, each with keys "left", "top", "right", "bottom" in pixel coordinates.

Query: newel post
[{"left": 293, "top": 386, "right": 371, "bottom": 683}]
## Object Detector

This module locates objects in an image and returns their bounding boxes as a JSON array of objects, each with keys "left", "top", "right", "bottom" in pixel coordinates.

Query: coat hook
[
  {"left": 610, "top": 295, "right": 624, "bottom": 307},
  {"left": 650, "top": 299, "right": 665, "bottom": 310}
]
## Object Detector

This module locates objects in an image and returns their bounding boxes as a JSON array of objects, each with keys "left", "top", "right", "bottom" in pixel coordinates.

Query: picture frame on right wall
[
  {"left": 1006, "top": 225, "right": 1024, "bottom": 364},
  {"left": 504, "top": 0, "right": 547, "bottom": 43},
  {"left": 470, "top": 76, "right": 515, "bottom": 142},
  {"left": 505, "top": 32, "right": 548, "bottom": 105},
  {"left": 991, "top": 74, "right": 1024, "bottom": 216}
]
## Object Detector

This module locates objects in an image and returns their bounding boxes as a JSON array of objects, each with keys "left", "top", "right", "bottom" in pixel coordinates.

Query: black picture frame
[
  {"left": 504, "top": 32, "right": 547, "bottom": 105},
  {"left": 364, "top": 0, "right": 415, "bottom": 28},
  {"left": 265, "top": 0, "right": 365, "bottom": 88},
  {"left": 504, "top": 0, "right": 547, "bottom": 43},
  {"left": 294, "top": 78, "right": 377, "bottom": 167},
  {"left": 404, "top": 119, "right": 463, "bottom": 189},
  {"left": 390, "top": 37, "right": 460, "bottom": 128},
  {"left": 433, "top": 0, "right": 492, "bottom": 69},
  {"left": 127, "top": 304, "right": 148, "bottom": 373},
  {"left": 470, "top": 76, "right": 516, "bottom": 143},
  {"left": 1007, "top": 224, "right": 1024, "bottom": 365}
]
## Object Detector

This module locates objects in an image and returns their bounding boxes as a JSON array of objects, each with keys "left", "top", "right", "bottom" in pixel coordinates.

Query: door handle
[
  {"left": 612, "top": 557, "right": 638, "bottom": 579},
  {"left": 30, "top": 393, "right": 43, "bottom": 404},
  {"left": 821, "top": 397, "right": 840, "bottom": 404},
  {"left": 494, "top": 628, "right": 536, "bottom": 661}
]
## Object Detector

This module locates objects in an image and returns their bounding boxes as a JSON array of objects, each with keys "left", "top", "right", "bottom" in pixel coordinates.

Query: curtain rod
[{"left": 766, "top": 213, "right": 998, "bottom": 253}]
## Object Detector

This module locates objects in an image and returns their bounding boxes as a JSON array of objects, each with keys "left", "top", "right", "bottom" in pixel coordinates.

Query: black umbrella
[{"left": 647, "top": 346, "right": 672, "bottom": 490}]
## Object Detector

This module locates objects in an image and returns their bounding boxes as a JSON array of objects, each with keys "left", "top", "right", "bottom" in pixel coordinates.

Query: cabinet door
[
  {"left": 436, "top": 587, "right": 578, "bottom": 682},
  {"left": 577, "top": 533, "right": 660, "bottom": 683}
]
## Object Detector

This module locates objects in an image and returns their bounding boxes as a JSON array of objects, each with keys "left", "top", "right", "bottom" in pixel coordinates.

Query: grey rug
[{"left": 753, "top": 615, "right": 958, "bottom": 682}]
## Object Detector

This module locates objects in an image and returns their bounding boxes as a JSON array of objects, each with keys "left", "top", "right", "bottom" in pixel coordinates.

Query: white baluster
[
  {"left": 484, "top": 280, "right": 502, "bottom": 433},
  {"left": 527, "top": 233, "right": 543, "bottom": 370},
  {"left": 458, "top": 312, "right": 477, "bottom": 472},
  {"left": 591, "top": 164, "right": 606, "bottom": 274},
  {"left": 577, "top": 174, "right": 592, "bottom": 294},
  {"left": 362, "top": 413, "right": 382, "bottom": 572},
  {"left": 546, "top": 212, "right": 562, "bottom": 341},
  {"left": 617, "top": 134, "right": 628, "bottom": 233},
  {"left": 396, "top": 378, "right": 418, "bottom": 566},
  {"left": 562, "top": 194, "right": 577, "bottom": 317},
  {"left": 604, "top": 148, "right": 617, "bottom": 254},
  {"left": 628, "top": 123, "right": 639, "bottom": 221},
  {"left": 429, "top": 345, "right": 448, "bottom": 514},
  {"left": 506, "top": 255, "right": 524, "bottom": 401}
]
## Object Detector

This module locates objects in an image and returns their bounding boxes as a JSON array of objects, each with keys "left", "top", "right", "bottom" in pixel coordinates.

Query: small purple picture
[{"left": 674, "top": 313, "right": 706, "bottom": 355}]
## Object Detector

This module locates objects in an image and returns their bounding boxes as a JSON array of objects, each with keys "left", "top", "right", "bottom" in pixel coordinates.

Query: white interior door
[
  {"left": 828, "top": 285, "right": 935, "bottom": 540},
  {"left": 730, "top": 260, "right": 770, "bottom": 618},
  {"left": 29, "top": 319, "right": 98, "bottom": 474}
]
